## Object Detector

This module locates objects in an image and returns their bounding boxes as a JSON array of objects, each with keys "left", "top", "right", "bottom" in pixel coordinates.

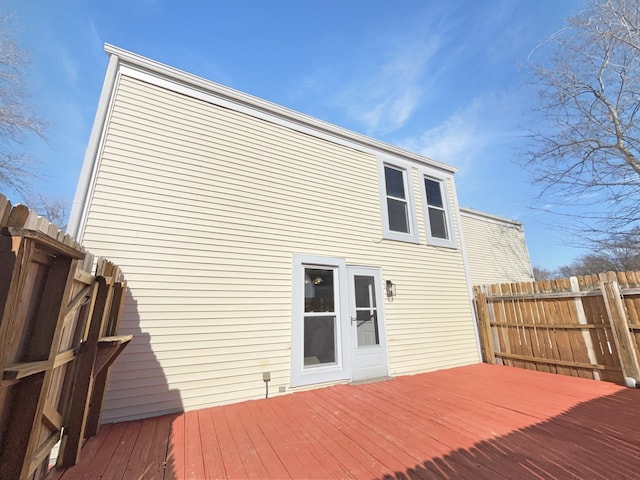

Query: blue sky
[{"left": 6, "top": 0, "right": 585, "bottom": 270}]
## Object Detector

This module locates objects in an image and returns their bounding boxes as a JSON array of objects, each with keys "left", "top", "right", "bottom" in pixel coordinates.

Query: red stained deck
[{"left": 48, "top": 364, "right": 640, "bottom": 479}]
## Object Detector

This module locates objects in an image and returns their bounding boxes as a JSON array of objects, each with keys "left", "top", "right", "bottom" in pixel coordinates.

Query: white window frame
[
  {"left": 291, "top": 254, "right": 351, "bottom": 388},
  {"left": 419, "top": 166, "right": 457, "bottom": 249},
  {"left": 377, "top": 157, "right": 420, "bottom": 243}
]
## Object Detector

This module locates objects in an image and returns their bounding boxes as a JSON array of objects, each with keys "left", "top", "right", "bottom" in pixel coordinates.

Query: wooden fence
[
  {"left": 0, "top": 194, "right": 131, "bottom": 480},
  {"left": 474, "top": 272, "right": 640, "bottom": 387}
]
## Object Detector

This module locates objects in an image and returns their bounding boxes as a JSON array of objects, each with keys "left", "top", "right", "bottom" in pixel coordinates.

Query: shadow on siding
[{"left": 102, "top": 287, "right": 183, "bottom": 479}]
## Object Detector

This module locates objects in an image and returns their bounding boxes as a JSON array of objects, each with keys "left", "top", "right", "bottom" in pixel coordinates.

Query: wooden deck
[{"left": 48, "top": 364, "right": 640, "bottom": 479}]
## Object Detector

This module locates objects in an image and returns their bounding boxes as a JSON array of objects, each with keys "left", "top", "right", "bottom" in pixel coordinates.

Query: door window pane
[
  {"left": 354, "top": 275, "right": 376, "bottom": 308},
  {"left": 354, "top": 275, "right": 380, "bottom": 347},
  {"left": 356, "top": 310, "right": 379, "bottom": 346},
  {"left": 304, "top": 316, "right": 336, "bottom": 365}
]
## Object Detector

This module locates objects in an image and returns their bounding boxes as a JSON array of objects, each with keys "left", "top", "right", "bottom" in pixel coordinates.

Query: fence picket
[
  {"left": 474, "top": 271, "right": 640, "bottom": 386},
  {"left": 600, "top": 273, "right": 640, "bottom": 387}
]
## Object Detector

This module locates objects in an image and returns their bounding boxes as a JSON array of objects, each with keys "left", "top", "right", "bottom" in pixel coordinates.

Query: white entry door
[{"left": 348, "top": 266, "right": 388, "bottom": 381}]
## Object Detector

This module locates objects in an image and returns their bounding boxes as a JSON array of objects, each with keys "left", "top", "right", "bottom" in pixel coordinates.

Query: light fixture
[
  {"left": 386, "top": 280, "right": 396, "bottom": 299},
  {"left": 313, "top": 276, "right": 324, "bottom": 285}
]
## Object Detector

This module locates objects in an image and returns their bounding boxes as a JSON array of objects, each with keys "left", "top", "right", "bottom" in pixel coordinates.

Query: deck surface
[{"left": 48, "top": 364, "right": 640, "bottom": 479}]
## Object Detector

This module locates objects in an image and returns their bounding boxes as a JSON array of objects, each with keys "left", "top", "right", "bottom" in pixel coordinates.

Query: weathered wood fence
[
  {"left": 474, "top": 272, "right": 640, "bottom": 387},
  {"left": 0, "top": 194, "right": 131, "bottom": 480}
]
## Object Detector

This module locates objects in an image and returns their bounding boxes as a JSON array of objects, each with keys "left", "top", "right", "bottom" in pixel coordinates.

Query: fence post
[
  {"left": 58, "top": 276, "right": 113, "bottom": 467},
  {"left": 570, "top": 276, "right": 601, "bottom": 381},
  {"left": 474, "top": 287, "right": 495, "bottom": 364},
  {"left": 599, "top": 272, "right": 640, "bottom": 387}
]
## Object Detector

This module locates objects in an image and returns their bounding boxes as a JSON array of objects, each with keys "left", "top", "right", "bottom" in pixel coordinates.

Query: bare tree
[
  {"left": 0, "top": 16, "right": 47, "bottom": 194},
  {"left": 22, "top": 192, "right": 69, "bottom": 230},
  {"left": 527, "top": 0, "right": 640, "bottom": 246},
  {"left": 557, "top": 227, "right": 640, "bottom": 276},
  {"left": 532, "top": 266, "right": 558, "bottom": 280}
]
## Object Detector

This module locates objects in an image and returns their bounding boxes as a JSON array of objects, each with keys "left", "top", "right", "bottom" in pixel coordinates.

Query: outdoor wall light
[{"left": 386, "top": 280, "right": 396, "bottom": 299}]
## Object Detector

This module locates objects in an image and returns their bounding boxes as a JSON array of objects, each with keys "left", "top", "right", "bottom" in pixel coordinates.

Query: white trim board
[{"left": 459, "top": 207, "right": 523, "bottom": 229}]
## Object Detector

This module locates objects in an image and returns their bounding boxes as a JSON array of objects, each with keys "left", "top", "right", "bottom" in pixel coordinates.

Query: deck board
[
  {"left": 121, "top": 417, "right": 157, "bottom": 479},
  {"left": 196, "top": 409, "right": 227, "bottom": 480},
  {"left": 144, "top": 415, "right": 174, "bottom": 480},
  {"left": 184, "top": 411, "right": 207, "bottom": 480},
  {"left": 48, "top": 364, "right": 640, "bottom": 480},
  {"left": 101, "top": 421, "right": 143, "bottom": 480},
  {"left": 249, "top": 397, "right": 308, "bottom": 479}
]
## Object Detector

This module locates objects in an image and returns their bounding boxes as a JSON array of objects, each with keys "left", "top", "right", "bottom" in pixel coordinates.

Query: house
[
  {"left": 68, "top": 45, "right": 532, "bottom": 423},
  {"left": 460, "top": 208, "right": 534, "bottom": 285}
]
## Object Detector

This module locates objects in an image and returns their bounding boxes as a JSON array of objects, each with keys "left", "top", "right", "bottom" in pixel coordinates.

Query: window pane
[
  {"left": 428, "top": 207, "right": 448, "bottom": 239},
  {"left": 387, "top": 198, "right": 409, "bottom": 233},
  {"left": 304, "top": 316, "right": 336, "bottom": 365},
  {"left": 384, "top": 166, "right": 406, "bottom": 199},
  {"left": 354, "top": 275, "right": 376, "bottom": 308},
  {"left": 304, "top": 268, "right": 334, "bottom": 312},
  {"left": 425, "top": 178, "right": 444, "bottom": 208}
]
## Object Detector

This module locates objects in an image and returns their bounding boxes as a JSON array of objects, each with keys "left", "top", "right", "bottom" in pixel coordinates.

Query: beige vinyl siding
[
  {"left": 81, "top": 74, "right": 479, "bottom": 423},
  {"left": 461, "top": 208, "right": 534, "bottom": 285}
]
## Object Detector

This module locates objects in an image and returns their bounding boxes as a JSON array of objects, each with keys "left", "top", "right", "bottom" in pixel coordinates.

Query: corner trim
[
  {"left": 453, "top": 179, "right": 484, "bottom": 362},
  {"left": 67, "top": 53, "right": 120, "bottom": 240}
]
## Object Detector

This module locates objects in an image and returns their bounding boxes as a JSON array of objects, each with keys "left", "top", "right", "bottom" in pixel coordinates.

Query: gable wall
[
  {"left": 81, "top": 73, "right": 480, "bottom": 422},
  {"left": 461, "top": 209, "right": 534, "bottom": 285}
]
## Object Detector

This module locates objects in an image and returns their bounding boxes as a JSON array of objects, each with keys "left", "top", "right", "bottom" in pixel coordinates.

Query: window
[
  {"left": 384, "top": 166, "right": 410, "bottom": 233},
  {"left": 421, "top": 168, "right": 456, "bottom": 248},
  {"left": 303, "top": 267, "right": 337, "bottom": 367},
  {"left": 425, "top": 178, "right": 448, "bottom": 239},
  {"left": 291, "top": 255, "right": 350, "bottom": 387},
  {"left": 378, "top": 159, "right": 419, "bottom": 243}
]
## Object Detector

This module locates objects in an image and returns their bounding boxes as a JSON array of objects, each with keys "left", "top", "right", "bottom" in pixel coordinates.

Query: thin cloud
[
  {"left": 422, "top": 106, "right": 483, "bottom": 166},
  {"left": 406, "top": 89, "right": 527, "bottom": 172},
  {"left": 346, "top": 35, "right": 440, "bottom": 134},
  {"left": 290, "top": 26, "right": 444, "bottom": 135},
  {"left": 56, "top": 47, "right": 80, "bottom": 86},
  {"left": 290, "top": 2, "right": 532, "bottom": 136},
  {"left": 87, "top": 18, "right": 103, "bottom": 53}
]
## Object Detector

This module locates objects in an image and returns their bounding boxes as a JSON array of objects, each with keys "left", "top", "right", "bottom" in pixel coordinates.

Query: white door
[{"left": 348, "top": 267, "right": 388, "bottom": 381}]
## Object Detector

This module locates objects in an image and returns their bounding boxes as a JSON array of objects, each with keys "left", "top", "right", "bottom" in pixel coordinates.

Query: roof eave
[{"left": 104, "top": 43, "right": 458, "bottom": 175}]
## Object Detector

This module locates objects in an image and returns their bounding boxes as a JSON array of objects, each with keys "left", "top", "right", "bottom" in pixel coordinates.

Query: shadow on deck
[{"left": 48, "top": 363, "right": 640, "bottom": 479}]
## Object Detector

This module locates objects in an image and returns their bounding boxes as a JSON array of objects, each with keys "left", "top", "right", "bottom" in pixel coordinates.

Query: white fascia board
[
  {"left": 103, "top": 43, "right": 457, "bottom": 176},
  {"left": 459, "top": 207, "right": 523, "bottom": 229}
]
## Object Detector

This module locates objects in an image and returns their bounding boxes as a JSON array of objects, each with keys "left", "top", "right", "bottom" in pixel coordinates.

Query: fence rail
[
  {"left": 0, "top": 194, "right": 130, "bottom": 480},
  {"left": 474, "top": 271, "right": 640, "bottom": 387}
]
